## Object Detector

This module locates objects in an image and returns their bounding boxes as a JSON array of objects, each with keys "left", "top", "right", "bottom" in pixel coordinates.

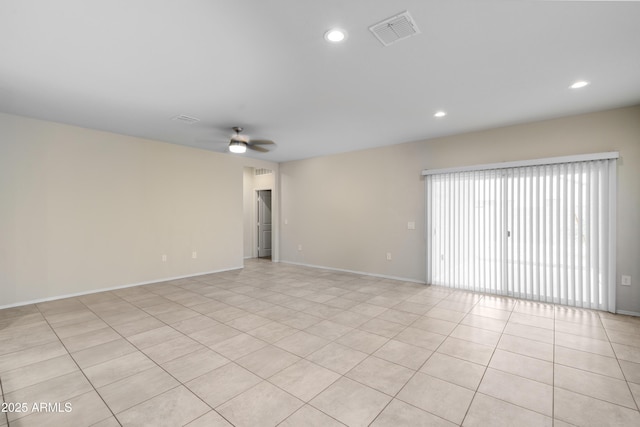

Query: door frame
[
  {"left": 256, "top": 189, "right": 273, "bottom": 259},
  {"left": 242, "top": 164, "right": 279, "bottom": 263},
  {"left": 252, "top": 187, "right": 273, "bottom": 259}
]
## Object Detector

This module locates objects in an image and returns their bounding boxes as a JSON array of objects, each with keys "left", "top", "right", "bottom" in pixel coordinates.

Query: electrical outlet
[
  {"left": 285, "top": 218, "right": 289, "bottom": 225},
  {"left": 386, "top": 252, "right": 392, "bottom": 261},
  {"left": 192, "top": 251, "right": 197, "bottom": 259},
  {"left": 621, "top": 275, "right": 631, "bottom": 286},
  {"left": 162, "top": 254, "right": 167, "bottom": 262},
  {"left": 298, "top": 244, "right": 302, "bottom": 251}
]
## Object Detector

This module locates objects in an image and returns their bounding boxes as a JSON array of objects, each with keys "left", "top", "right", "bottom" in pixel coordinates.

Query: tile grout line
[
  {"left": 77, "top": 293, "right": 238, "bottom": 426},
  {"left": 275, "top": 404, "right": 346, "bottom": 427},
  {"left": 5, "top": 263, "right": 640, "bottom": 426},
  {"left": 442, "top": 299, "right": 565, "bottom": 422},
  {"left": 162, "top": 270, "right": 404, "bottom": 424},
  {"left": 416, "top": 295, "right": 520, "bottom": 414},
  {"left": 458, "top": 296, "right": 516, "bottom": 426},
  {"left": 77, "top": 269, "right": 394, "bottom": 425},
  {"left": 597, "top": 312, "right": 640, "bottom": 413},
  {"left": 267, "top": 294, "right": 427, "bottom": 423},
  {"left": 42, "top": 291, "right": 231, "bottom": 425},
  {"left": 112, "top": 281, "right": 297, "bottom": 424},
  {"left": 269, "top": 286, "right": 427, "bottom": 425},
  {"left": 33, "top": 302, "right": 122, "bottom": 427},
  {"left": 1, "top": 375, "right": 9, "bottom": 427},
  {"left": 203, "top": 273, "right": 411, "bottom": 424},
  {"left": 367, "top": 289, "right": 468, "bottom": 426},
  {"left": 549, "top": 311, "right": 640, "bottom": 415},
  {"left": 276, "top": 287, "right": 454, "bottom": 425}
]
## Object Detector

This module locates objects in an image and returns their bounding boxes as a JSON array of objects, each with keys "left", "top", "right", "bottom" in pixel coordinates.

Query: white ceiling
[{"left": 1, "top": 0, "right": 639, "bottom": 162}]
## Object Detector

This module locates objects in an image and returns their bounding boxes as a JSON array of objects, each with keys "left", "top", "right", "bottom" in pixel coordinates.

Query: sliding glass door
[{"left": 425, "top": 155, "right": 617, "bottom": 311}]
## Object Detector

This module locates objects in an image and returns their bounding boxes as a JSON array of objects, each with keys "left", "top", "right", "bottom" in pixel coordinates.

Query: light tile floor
[{"left": 1, "top": 259, "right": 640, "bottom": 426}]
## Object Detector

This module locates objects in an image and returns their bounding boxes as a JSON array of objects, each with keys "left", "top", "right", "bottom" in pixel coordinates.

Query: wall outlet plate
[{"left": 621, "top": 275, "right": 631, "bottom": 286}]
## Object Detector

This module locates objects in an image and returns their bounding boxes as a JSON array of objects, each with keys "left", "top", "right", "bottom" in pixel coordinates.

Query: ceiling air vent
[
  {"left": 369, "top": 11, "right": 420, "bottom": 47},
  {"left": 171, "top": 115, "right": 200, "bottom": 125}
]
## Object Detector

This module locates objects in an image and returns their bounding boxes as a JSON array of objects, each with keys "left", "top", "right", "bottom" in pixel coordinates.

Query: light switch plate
[
  {"left": 621, "top": 275, "right": 631, "bottom": 286},
  {"left": 407, "top": 221, "right": 415, "bottom": 230}
]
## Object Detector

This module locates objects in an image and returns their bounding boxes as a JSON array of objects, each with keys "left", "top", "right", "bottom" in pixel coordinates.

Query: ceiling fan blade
[
  {"left": 249, "top": 139, "right": 275, "bottom": 145},
  {"left": 248, "top": 145, "right": 269, "bottom": 153}
]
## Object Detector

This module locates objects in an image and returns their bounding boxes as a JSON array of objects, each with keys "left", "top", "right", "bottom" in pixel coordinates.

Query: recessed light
[
  {"left": 434, "top": 111, "right": 447, "bottom": 118},
  {"left": 570, "top": 81, "right": 590, "bottom": 89},
  {"left": 324, "top": 28, "right": 347, "bottom": 43}
]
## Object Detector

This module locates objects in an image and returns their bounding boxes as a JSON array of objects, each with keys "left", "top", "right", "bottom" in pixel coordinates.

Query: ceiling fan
[{"left": 228, "top": 127, "right": 275, "bottom": 154}]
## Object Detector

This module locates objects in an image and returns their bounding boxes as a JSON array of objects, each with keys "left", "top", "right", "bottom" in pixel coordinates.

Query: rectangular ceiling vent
[
  {"left": 171, "top": 114, "right": 200, "bottom": 124},
  {"left": 255, "top": 168, "right": 273, "bottom": 176},
  {"left": 369, "top": 11, "right": 420, "bottom": 47}
]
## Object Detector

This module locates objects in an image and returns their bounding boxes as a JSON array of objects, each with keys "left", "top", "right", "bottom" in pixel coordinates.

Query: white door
[{"left": 257, "top": 190, "right": 272, "bottom": 258}]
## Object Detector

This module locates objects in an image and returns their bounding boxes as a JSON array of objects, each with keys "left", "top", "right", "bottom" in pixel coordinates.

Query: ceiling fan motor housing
[
  {"left": 231, "top": 127, "right": 249, "bottom": 143},
  {"left": 231, "top": 134, "right": 249, "bottom": 143}
]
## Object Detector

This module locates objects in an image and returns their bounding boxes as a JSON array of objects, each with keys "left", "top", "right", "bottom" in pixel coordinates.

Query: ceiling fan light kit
[
  {"left": 226, "top": 126, "right": 275, "bottom": 154},
  {"left": 229, "top": 140, "right": 247, "bottom": 154}
]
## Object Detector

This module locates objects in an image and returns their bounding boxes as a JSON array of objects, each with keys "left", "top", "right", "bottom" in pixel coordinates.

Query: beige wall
[
  {"left": 0, "top": 113, "right": 277, "bottom": 308},
  {"left": 280, "top": 106, "right": 640, "bottom": 313},
  {"left": 2, "top": 107, "right": 638, "bottom": 312}
]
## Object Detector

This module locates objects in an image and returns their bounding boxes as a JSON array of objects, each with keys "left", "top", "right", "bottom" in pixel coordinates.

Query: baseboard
[
  {"left": 616, "top": 310, "right": 640, "bottom": 317},
  {"left": 280, "top": 260, "right": 426, "bottom": 284},
  {"left": 282, "top": 262, "right": 640, "bottom": 316},
  {"left": 0, "top": 266, "right": 244, "bottom": 310}
]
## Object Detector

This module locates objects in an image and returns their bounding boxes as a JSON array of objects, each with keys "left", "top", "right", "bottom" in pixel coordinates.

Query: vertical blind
[{"left": 424, "top": 153, "right": 617, "bottom": 312}]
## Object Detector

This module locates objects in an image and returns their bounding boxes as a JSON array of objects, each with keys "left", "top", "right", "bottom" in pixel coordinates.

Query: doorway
[
  {"left": 243, "top": 166, "right": 276, "bottom": 261},
  {"left": 257, "top": 189, "right": 272, "bottom": 259}
]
